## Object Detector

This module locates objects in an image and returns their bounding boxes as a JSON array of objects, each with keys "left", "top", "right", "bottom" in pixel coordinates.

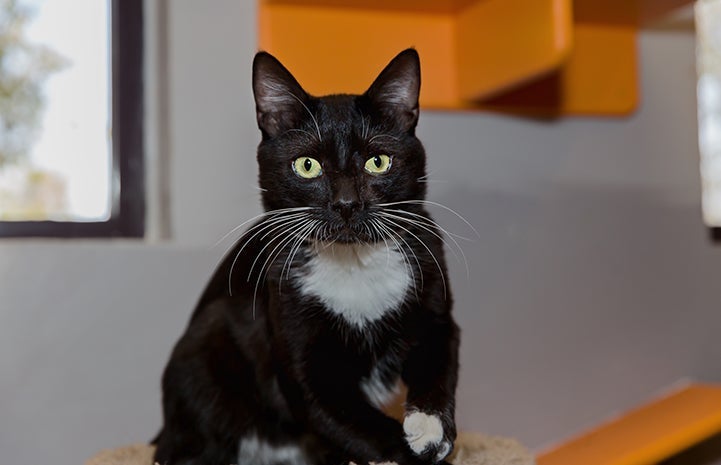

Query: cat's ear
[
  {"left": 364, "top": 48, "right": 421, "bottom": 132},
  {"left": 253, "top": 52, "right": 310, "bottom": 138}
]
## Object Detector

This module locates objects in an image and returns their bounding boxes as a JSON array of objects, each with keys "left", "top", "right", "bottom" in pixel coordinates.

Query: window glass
[
  {"left": 697, "top": 0, "right": 721, "bottom": 228},
  {"left": 0, "top": 0, "right": 110, "bottom": 222}
]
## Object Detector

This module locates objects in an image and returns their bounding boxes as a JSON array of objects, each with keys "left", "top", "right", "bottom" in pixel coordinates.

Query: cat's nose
[
  {"left": 332, "top": 179, "right": 361, "bottom": 221},
  {"left": 332, "top": 198, "right": 361, "bottom": 221}
]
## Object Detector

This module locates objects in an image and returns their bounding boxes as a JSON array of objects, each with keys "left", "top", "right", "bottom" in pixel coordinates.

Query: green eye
[
  {"left": 292, "top": 157, "right": 323, "bottom": 179},
  {"left": 364, "top": 154, "right": 392, "bottom": 175}
]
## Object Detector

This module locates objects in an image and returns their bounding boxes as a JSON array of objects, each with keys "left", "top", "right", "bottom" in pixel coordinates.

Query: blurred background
[{"left": 1, "top": 1, "right": 720, "bottom": 464}]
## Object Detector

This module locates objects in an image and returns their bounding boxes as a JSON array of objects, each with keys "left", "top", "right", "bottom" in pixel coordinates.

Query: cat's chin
[
  {"left": 336, "top": 233, "right": 363, "bottom": 244},
  {"left": 315, "top": 228, "right": 378, "bottom": 246},
  {"left": 328, "top": 234, "right": 364, "bottom": 245}
]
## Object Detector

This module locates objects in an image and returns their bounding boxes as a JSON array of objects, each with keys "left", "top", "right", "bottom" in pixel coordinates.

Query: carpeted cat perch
[{"left": 85, "top": 432, "right": 535, "bottom": 465}]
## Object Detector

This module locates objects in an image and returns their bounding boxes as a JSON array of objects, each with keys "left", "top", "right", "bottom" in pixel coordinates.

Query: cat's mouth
[
  {"left": 333, "top": 226, "right": 364, "bottom": 244},
  {"left": 324, "top": 223, "right": 374, "bottom": 244}
]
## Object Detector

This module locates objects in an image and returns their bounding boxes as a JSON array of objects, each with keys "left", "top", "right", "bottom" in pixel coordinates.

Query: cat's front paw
[{"left": 403, "top": 411, "right": 453, "bottom": 463}]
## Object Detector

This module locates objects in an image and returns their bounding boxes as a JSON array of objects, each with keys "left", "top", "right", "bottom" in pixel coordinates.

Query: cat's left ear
[
  {"left": 253, "top": 52, "right": 310, "bottom": 138},
  {"left": 364, "top": 48, "right": 421, "bottom": 133}
]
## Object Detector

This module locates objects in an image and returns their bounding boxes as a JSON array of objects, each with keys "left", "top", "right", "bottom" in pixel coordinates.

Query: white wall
[{"left": 1, "top": 1, "right": 719, "bottom": 464}]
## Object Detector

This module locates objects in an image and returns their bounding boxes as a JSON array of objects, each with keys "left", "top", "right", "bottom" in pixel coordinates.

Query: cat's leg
[
  {"left": 154, "top": 426, "right": 238, "bottom": 465},
  {"left": 297, "top": 374, "right": 427, "bottom": 465},
  {"left": 153, "top": 317, "right": 259, "bottom": 465},
  {"left": 401, "top": 317, "right": 460, "bottom": 464},
  {"left": 153, "top": 362, "right": 247, "bottom": 465}
]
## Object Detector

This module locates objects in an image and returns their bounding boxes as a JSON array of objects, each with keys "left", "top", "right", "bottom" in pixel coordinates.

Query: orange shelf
[
  {"left": 537, "top": 383, "right": 721, "bottom": 465},
  {"left": 483, "top": 23, "right": 637, "bottom": 116},
  {"left": 258, "top": 0, "right": 692, "bottom": 116},
  {"left": 258, "top": 4, "right": 460, "bottom": 109},
  {"left": 454, "top": 0, "right": 572, "bottom": 102},
  {"left": 574, "top": 0, "right": 694, "bottom": 25}
]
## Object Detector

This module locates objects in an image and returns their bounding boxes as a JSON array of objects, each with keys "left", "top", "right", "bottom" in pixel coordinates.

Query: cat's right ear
[
  {"left": 364, "top": 48, "right": 421, "bottom": 133},
  {"left": 252, "top": 52, "right": 309, "bottom": 138}
]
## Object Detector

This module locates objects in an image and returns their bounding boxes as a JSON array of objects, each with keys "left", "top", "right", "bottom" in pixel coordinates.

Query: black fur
[{"left": 154, "top": 49, "right": 460, "bottom": 465}]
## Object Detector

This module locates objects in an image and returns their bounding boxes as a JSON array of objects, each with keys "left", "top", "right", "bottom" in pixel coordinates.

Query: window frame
[
  {"left": 711, "top": 228, "right": 721, "bottom": 243},
  {"left": 0, "top": 0, "right": 145, "bottom": 238}
]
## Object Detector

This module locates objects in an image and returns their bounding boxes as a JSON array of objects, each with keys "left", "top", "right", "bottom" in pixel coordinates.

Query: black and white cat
[{"left": 153, "top": 49, "right": 460, "bottom": 465}]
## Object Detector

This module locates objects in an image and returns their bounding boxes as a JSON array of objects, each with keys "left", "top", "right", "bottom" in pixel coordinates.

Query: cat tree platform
[
  {"left": 87, "top": 383, "right": 721, "bottom": 465},
  {"left": 85, "top": 432, "right": 536, "bottom": 465}
]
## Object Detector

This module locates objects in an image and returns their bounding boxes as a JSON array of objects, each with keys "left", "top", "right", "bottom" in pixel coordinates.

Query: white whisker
[
  {"left": 360, "top": 114, "right": 370, "bottom": 140},
  {"left": 417, "top": 179, "right": 448, "bottom": 184},
  {"left": 368, "top": 133, "right": 399, "bottom": 145},
  {"left": 247, "top": 217, "right": 312, "bottom": 281},
  {"left": 383, "top": 207, "right": 471, "bottom": 242},
  {"left": 282, "top": 128, "right": 315, "bottom": 138},
  {"left": 251, "top": 219, "right": 318, "bottom": 316},
  {"left": 371, "top": 217, "right": 422, "bottom": 299},
  {"left": 287, "top": 92, "right": 322, "bottom": 141},
  {"left": 282, "top": 220, "right": 321, "bottom": 282},
  {"left": 228, "top": 212, "right": 312, "bottom": 296},
  {"left": 378, "top": 199, "right": 480, "bottom": 238},
  {"left": 265, "top": 220, "right": 320, "bottom": 304},
  {"left": 377, "top": 210, "right": 469, "bottom": 279},
  {"left": 416, "top": 172, "right": 435, "bottom": 181},
  {"left": 374, "top": 214, "right": 447, "bottom": 299},
  {"left": 213, "top": 206, "right": 314, "bottom": 249}
]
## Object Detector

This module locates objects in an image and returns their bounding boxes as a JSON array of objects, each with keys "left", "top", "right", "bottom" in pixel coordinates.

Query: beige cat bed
[{"left": 85, "top": 432, "right": 535, "bottom": 465}]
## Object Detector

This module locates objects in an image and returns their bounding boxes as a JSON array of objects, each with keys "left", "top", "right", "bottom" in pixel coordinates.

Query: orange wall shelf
[{"left": 258, "top": 0, "right": 692, "bottom": 116}]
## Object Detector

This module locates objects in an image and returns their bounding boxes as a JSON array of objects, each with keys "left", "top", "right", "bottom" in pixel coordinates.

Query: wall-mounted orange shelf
[
  {"left": 258, "top": 0, "right": 693, "bottom": 116},
  {"left": 537, "top": 383, "right": 721, "bottom": 465}
]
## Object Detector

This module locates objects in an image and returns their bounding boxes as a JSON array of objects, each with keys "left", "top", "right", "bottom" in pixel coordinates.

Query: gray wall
[{"left": 1, "top": 1, "right": 719, "bottom": 464}]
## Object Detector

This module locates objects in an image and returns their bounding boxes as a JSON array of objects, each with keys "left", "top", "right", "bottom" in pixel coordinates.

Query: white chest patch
[{"left": 296, "top": 243, "right": 411, "bottom": 328}]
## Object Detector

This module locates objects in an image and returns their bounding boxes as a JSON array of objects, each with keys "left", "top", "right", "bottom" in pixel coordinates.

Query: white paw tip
[
  {"left": 436, "top": 441, "right": 452, "bottom": 461},
  {"left": 403, "top": 411, "right": 444, "bottom": 455}
]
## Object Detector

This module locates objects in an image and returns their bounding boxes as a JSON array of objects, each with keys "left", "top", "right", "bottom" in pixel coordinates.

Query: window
[
  {"left": 697, "top": 0, "right": 721, "bottom": 240},
  {"left": 0, "top": 0, "right": 144, "bottom": 237}
]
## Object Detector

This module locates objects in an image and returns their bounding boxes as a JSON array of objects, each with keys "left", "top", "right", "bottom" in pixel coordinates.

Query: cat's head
[{"left": 252, "top": 49, "right": 427, "bottom": 244}]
